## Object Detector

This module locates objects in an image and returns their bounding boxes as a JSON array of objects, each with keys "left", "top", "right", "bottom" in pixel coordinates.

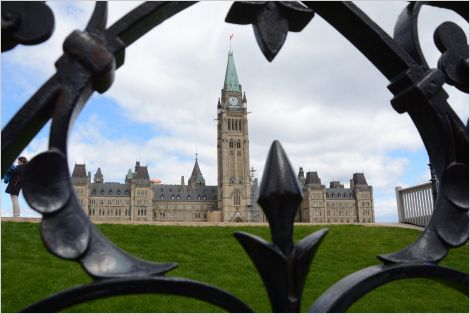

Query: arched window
[
  {"left": 198, "top": 195, "right": 201, "bottom": 200},
  {"left": 176, "top": 195, "right": 180, "bottom": 200},
  {"left": 187, "top": 195, "right": 191, "bottom": 200},
  {"left": 203, "top": 195, "right": 206, "bottom": 200},
  {"left": 233, "top": 190, "right": 241, "bottom": 206},
  {"left": 171, "top": 195, "right": 175, "bottom": 199},
  {"left": 161, "top": 194, "right": 164, "bottom": 199}
]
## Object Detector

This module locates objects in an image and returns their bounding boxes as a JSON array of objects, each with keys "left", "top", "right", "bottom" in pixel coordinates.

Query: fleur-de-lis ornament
[
  {"left": 225, "top": 2, "right": 315, "bottom": 61},
  {"left": 234, "top": 141, "right": 328, "bottom": 312}
]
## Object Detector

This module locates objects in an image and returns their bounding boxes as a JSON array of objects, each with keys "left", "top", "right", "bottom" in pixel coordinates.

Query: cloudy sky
[{"left": 1, "top": 1, "right": 468, "bottom": 222}]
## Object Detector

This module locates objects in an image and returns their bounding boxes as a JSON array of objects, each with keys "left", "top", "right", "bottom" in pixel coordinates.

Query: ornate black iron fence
[{"left": 1, "top": 1, "right": 468, "bottom": 312}]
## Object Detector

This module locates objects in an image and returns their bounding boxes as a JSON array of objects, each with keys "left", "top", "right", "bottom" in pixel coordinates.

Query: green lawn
[{"left": 1, "top": 222, "right": 468, "bottom": 312}]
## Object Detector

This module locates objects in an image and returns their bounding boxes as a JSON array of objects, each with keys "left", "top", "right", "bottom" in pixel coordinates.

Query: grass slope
[{"left": 1, "top": 222, "right": 468, "bottom": 312}]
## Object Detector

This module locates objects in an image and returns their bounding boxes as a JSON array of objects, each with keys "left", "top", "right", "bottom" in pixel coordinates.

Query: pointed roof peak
[
  {"left": 72, "top": 164, "right": 87, "bottom": 177},
  {"left": 224, "top": 50, "right": 241, "bottom": 93},
  {"left": 189, "top": 156, "right": 205, "bottom": 186},
  {"left": 126, "top": 169, "right": 133, "bottom": 180}
]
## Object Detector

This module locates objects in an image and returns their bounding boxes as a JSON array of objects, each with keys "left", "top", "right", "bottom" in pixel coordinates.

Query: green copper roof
[
  {"left": 224, "top": 51, "right": 241, "bottom": 92},
  {"left": 189, "top": 158, "right": 205, "bottom": 186}
]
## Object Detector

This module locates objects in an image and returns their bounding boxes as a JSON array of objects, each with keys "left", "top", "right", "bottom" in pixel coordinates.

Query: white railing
[{"left": 395, "top": 182, "right": 434, "bottom": 227}]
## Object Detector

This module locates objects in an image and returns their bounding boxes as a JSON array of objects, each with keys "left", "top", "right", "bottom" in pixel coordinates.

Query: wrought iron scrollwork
[
  {"left": 1, "top": 1, "right": 468, "bottom": 312},
  {"left": 1, "top": 2, "right": 55, "bottom": 52}
]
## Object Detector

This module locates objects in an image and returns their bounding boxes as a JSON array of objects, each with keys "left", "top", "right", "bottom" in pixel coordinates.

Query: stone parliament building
[{"left": 72, "top": 51, "right": 375, "bottom": 224}]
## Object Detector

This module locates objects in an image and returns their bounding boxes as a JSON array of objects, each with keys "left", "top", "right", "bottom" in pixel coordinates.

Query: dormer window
[
  {"left": 101, "top": 190, "right": 104, "bottom": 195},
  {"left": 92, "top": 189, "right": 96, "bottom": 195},
  {"left": 171, "top": 195, "right": 175, "bottom": 200},
  {"left": 187, "top": 195, "right": 191, "bottom": 200},
  {"left": 176, "top": 195, "right": 180, "bottom": 200}
]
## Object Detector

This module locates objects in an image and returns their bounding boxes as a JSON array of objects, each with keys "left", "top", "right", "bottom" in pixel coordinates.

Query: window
[
  {"left": 161, "top": 194, "right": 164, "bottom": 199},
  {"left": 187, "top": 195, "right": 191, "bottom": 200},
  {"left": 176, "top": 195, "right": 180, "bottom": 200},
  {"left": 203, "top": 195, "right": 206, "bottom": 200},
  {"left": 109, "top": 190, "right": 112, "bottom": 195},
  {"left": 171, "top": 195, "right": 175, "bottom": 200},
  {"left": 233, "top": 190, "right": 241, "bottom": 206},
  {"left": 198, "top": 195, "right": 201, "bottom": 200},
  {"left": 117, "top": 190, "right": 120, "bottom": 195},
  {"left": 92, "top": 189, "right": 96, "bottom": 195},
  {"left": 101, "top": 190, "right": 104, "bottom": 195}
]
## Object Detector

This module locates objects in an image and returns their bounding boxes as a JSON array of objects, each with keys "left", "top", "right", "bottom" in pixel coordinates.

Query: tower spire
[{"left": 224, "top": 49, "right": 241, "bottom": 92}]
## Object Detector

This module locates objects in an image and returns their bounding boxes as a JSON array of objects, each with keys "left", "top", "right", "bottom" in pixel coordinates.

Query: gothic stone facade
[
  {"left": 72, "top": 161, "right": 221, "bottom": 223},
  {"left": 297, "top": 168, "right": 375, "bottom": 223},
  {"left": 71, "top": 50, "right": 374, "bottom": 224}
]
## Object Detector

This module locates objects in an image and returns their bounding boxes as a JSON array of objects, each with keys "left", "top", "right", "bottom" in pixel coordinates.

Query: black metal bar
[
  {"left": 309, "top": 263, "right": 469, "bottom": 313},
  {"left": 304, "top": 1, "right": 417, "bottom": 80},
  {"left": 21, "top": 277, "right": 254, "bottom": 313}
]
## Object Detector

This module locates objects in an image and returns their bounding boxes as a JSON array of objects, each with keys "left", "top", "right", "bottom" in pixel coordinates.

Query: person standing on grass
[{"left": 5, "top": 156, "right": 28, "bottom": 217}]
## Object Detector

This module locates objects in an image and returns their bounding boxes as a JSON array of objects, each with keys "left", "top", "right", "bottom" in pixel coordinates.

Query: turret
[
  {"left": 94, "top": 167, "right": 103, "bottom": 183},
  {"left": 71, "top": 163, "right": 88, "bottom": 184},
  {"left": 133, "top": 161, "right": 150, "bottom": 185},
  {"left": 125, "top": 169, "right": 133, "bottom": 184},
  {"left": 297, "top": 167, "right": 306, "bottom": 186},
  {"left": 329, "top": 181, "right": 344, "bottom": 189},
  {"left": 242, "top": 92, "right": 247, "bottom": 108},
  {"left": 305, "top": 171, "right": 322, "bottom": 186},
  {"left": 188, "top": 156, "right": 205, "bottom": 189}
]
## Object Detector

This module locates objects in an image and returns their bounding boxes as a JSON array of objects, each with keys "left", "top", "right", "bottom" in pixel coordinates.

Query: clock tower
[{"left": 217, "top": 50, "right": 251, "bottom": 222}]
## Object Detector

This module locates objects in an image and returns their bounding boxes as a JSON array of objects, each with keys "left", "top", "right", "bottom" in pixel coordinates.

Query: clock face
[{"left": 228, "top": 96, "right": 238, "bottom": 106}]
